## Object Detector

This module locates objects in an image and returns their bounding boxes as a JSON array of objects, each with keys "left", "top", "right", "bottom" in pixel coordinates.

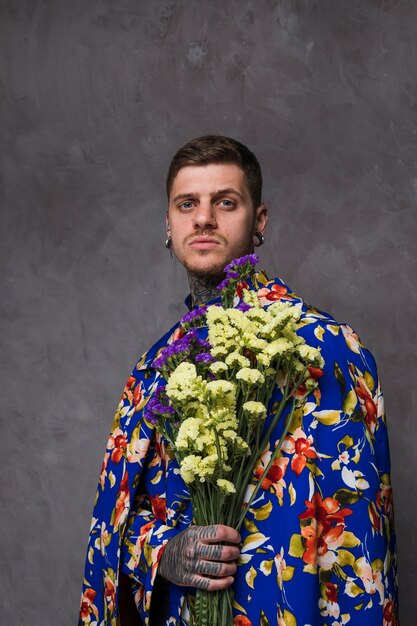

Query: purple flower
[
  {"left": 196, "top": 338, "right": 211, "bottom": 350},
  {"left": 236, "top": 301, "right": 251, "bottom": 312},
  {"left": 144, "top": 395, "right": 161, "bottom": 424},
  {"left": 226, "top": 270, "right": 239, "bottom": 279},
  {"left": 144, "top": 386, "right": 175, "bottom": 424},
  {"left": 216, "top": 278, "right": 230, "bottom": 291},
  {"left": 224, "top": 254, "right": 259, "bottom": 272},
  {"left": 153, "top": 353, "right": 168, "bottom": 370},
  {"left": 195, "top": 352, "right": 216, "bottom": 365},
  {"left": 180, "top": 306, "right": 208, "bottom": 326},
  {"left": 153, "top": 329, "right": 212, "bottom": 371}
]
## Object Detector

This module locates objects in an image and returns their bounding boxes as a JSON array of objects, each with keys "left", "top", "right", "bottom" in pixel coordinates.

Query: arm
[
  {"left": 119, "top": 462, "right": 240, "bottom": 621},
  {"left": 79, "top": 371, "right": 157, "bottom": 625},
  {"left": 291, "top": 321, "right": 399, "bottom": 624}
]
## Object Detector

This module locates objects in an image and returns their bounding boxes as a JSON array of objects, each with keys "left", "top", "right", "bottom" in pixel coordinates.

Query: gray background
[{"left": 1, "top": 0, "right": 416, "bottom": 624}]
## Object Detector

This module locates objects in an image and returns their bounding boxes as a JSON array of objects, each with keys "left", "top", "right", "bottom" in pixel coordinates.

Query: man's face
[{"left": 166, "top": 163, "right": 268, "bottom": 278}]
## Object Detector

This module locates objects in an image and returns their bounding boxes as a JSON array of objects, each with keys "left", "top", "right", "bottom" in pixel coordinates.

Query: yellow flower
[
  {"left": 245, "top": 308, "right": 270, "bottom": 324},
  {"left": 209, "top": 362, "right": 229, "bottom": 375},
  {"left": 243, "top": 401, "right": 267, "bottom": 421},
  {"left": 222, "top": 429, "right": 237, "bottom": 441},
  {"left": 166, "top": 362, "right": 202, "bottom": 403},
  {"left": 297, "top": 343, "right": 324, "bottom": 367},
  {"left": 242, "top": 289, "right": 260, "bottom": 308},
  {"left": 206, "top": 305, "right": 228, "bottom": 324},
  {"left": 225, "top": 352, "right": 250, "bottom": 368},
  {"left": 206, "top": 380, "right": 236, "bottom": 409},
  {"left": 195, "top": 454, "right": 219, "bottom": 481},
  {"left": 256, "top": 352, "right": 272, "bottom": 368},
  {"left": 211, "top": 346, "right": 229, "bottom": 359},
  {"left": 269, "top": 301, "right": 301, "bottom": 322},
  {"left": 236, "top": 368, "right": 265, "bottom": 386},
  {"left": 176, "top": 418, "right": 204, "bottom": 451},
  {"left": 265, "top": 338, "right": 294, "bottom": 358},
  {"left": 242, "top": 335, "right": 268, "bottom": 353},
  {"left": 235, "top": 436, "right": 249, "bottom": 455},
  {"left": 217, "top": 478, "right": 236, "bottom": 495},
  {"left": 180, "top": 454, "right": 201, "bottom": 484}
]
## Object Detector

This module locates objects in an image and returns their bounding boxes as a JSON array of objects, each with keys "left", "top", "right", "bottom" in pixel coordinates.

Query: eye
[
  {"left": 179, "top": 200, "right": 195, "bottom": 211},
  {"left": 218, "top": 198, "right": 235, "bottom": 209}
]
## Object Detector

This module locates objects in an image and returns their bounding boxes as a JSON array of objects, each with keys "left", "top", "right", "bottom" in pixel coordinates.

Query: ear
[
  {"left": 165, "top": 212, "right": 171, "bottom": 234},
  {"left": 255, "top": 203, "right": 268, "bottom": 234}
]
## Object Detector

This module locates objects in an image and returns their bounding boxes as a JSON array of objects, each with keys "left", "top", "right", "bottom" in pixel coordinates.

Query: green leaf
[
  {"left": 372, "top": 558, "right": 384, "bottom": 572},
  {"left": 241, "top": 532, "right": 269, "bottom": 553},
  {"left": 350, "top": 408, "right": 364, "bottom": 422},
  {"left": 260, "top": 610, "right": 271, "bottom": 625},
  {"left": 333, "top": 488, "right": 363, "bottom": 505},
  {"left": 143, "top": 542, "right": 153, "bottom": 566},
  {"left": 303, "top": 563, "right": 317, "bottom": 574},
  {"left": 342, "top": 531, "right": 361, "bottom": 548},
  {"left": 108, "top": 471, "right": 116, "bottom": 488},
  {"left": 288, "top": 482, "right": 296, "bottom": 506},
  {"left": 347, "top": 582, "right": 364, "bottom": 596},
  {"left": 337, "top": 549, "right": 355, "bottom": 567},
  {"left": 231, "top": 598, "right": 247, "bottom": 612},
  {"left": 243, "top": 518, "right": 259, "bottom": 533},
  {"left": 364, "top": 371, "right": 375, "bottom": 392},
  {"left": 260, "top": 559, "right": 274, "bottom": 575},
  {"left": 289, "top": 533, "right": 304, "bottom": 558},
  {"left": 250, "top": 500, "right": 272, "bottom": 521},
  {"left": 343, "top": 390, "right": 358, "bottom": 416},
  {"left": 283, "top": 609, "right": 297, "bottom": 626},
  {"left": 245, "top": 565, "right": 257, "bottom": 589},
  {"left": 338, "top": 435, "right": 354, "bottom": 450},
  {"left": 381, "top": 473, "right": 391, "bottom": 486},
  {"left": 319, "top": 568, "right": 332, "bottom": 583},
  {"left": 151, "top": 470, "right": 163, "bottom": 484},
  {"left": 334, "top": 362, "right": 346, "bottom": 396},
  {"left": 291, "top": 407, "right": 303, "bottom": 430},
  {"left": 282, "top": 565, "right": 295, "bottom": 581},
  {"left": 313, "top": 409, "right": 341, "bottom": 425}
]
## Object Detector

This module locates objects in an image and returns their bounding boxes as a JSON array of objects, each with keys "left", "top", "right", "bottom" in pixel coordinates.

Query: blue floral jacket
[{"left": 79, "top": 272, "right": 398, "bottom": 626}]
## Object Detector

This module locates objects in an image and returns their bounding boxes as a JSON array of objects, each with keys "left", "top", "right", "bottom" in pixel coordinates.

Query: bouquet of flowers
[{"left": 145, "top": 255, "right": 324, "bottom": 626}]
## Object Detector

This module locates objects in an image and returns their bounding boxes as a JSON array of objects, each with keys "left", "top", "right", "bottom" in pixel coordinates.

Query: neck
[{"left": 187, "top": 271, "right": 223, "bottom": 307}]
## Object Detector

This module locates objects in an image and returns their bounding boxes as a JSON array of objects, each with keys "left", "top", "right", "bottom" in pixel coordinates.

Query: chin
[
  {"left": 185, "top": 260, "right": 226, "bottom": 279},
  {"left": 176, "top": 245, "right": 254, "bottom": 278},
  {"left": 181, "top": 252, "right": 227, "bottom": 279}
]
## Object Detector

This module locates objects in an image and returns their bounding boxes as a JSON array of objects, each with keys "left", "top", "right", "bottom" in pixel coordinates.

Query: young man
[{"left": 79, "top": 136, "right": 398, "bottom": 626}]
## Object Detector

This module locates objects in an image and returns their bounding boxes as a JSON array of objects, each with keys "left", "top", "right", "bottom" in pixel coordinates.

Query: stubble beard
[{"left": 179, "top": 233, "right": 255, "bottom": 282}]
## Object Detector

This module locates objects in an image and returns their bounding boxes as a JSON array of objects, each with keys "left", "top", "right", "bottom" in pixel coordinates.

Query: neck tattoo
[{"left": 188, "top": 271, "right": 223, "bottom": 307}]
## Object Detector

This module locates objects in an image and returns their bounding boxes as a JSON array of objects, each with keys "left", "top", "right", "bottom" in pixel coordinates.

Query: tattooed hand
[{"left": 158, "top": 524, "right": 241, "bottom": 591}]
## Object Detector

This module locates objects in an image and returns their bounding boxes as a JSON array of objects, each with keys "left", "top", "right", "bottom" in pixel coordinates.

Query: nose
[{"left": 192, "top": 199, "right": 217, "bottom": 230}]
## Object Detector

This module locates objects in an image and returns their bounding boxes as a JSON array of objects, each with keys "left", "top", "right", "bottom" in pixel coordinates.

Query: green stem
[{"left": 236, "top": 397, "right": 297, "bottom": 529}]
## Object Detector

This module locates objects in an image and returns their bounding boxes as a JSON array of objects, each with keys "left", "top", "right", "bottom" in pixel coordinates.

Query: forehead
[{"left": 169, "top": 163, "right": 249, "bottom": 199}]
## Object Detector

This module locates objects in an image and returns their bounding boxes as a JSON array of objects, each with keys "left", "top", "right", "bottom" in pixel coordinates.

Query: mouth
[{"left": 188, "top": 237, "right": 222, "bottom": 250}]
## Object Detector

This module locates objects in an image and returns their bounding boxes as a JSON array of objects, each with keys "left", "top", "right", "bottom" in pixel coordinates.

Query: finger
[
  {"left": 189, "top": 573, "right": 235, "bottom": 592},
  {"left": 197, "top": 559, "right": 237, "bottom": 578},
  {"left": 200, "top": 524, "right": 241, "bottom": 545},
  {"left": 198, "top": 542, "right": 240, "bottom": 562}
]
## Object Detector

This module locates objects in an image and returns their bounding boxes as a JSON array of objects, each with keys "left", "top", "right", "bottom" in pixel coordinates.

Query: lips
[{"left": 188, "top": 236, "right": 221, "bottom": 250}]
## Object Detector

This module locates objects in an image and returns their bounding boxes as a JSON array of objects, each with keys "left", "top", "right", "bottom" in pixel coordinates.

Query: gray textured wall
[{"left": 1, "top": 1, "right": 416, "bottom": 624}]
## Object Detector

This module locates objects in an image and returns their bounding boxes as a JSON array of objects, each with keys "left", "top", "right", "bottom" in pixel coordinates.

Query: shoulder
[
  {"left": 252, "top": 273, "right": 378, "bottom": 374},
  {"left": 130, "top": 319, "right": 184, "bottom": 376}
]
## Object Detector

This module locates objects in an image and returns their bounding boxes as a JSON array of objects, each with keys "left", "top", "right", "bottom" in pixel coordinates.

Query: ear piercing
[{"left": 253, "top": 232, "right": 265, "bottom": 247}]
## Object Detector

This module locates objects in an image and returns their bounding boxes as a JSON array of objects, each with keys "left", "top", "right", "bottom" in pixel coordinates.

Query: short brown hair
[{"left": 166, "top": 135, "right": 262, "bottom": 208}]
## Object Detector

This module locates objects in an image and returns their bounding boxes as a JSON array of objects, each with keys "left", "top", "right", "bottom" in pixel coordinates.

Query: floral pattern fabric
[{"left": 79, "top": 272, "right": 398, "bottom": 626}]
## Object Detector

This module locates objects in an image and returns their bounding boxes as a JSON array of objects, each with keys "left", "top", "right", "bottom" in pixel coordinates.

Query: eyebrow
[{"left": 171, "top": 188, "right": 245, "bottom": 203}]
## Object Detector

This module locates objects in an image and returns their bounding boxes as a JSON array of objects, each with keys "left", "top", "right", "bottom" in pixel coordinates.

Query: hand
[{"left": 158, "top": 524, "right": 241, "bottom": 591}]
